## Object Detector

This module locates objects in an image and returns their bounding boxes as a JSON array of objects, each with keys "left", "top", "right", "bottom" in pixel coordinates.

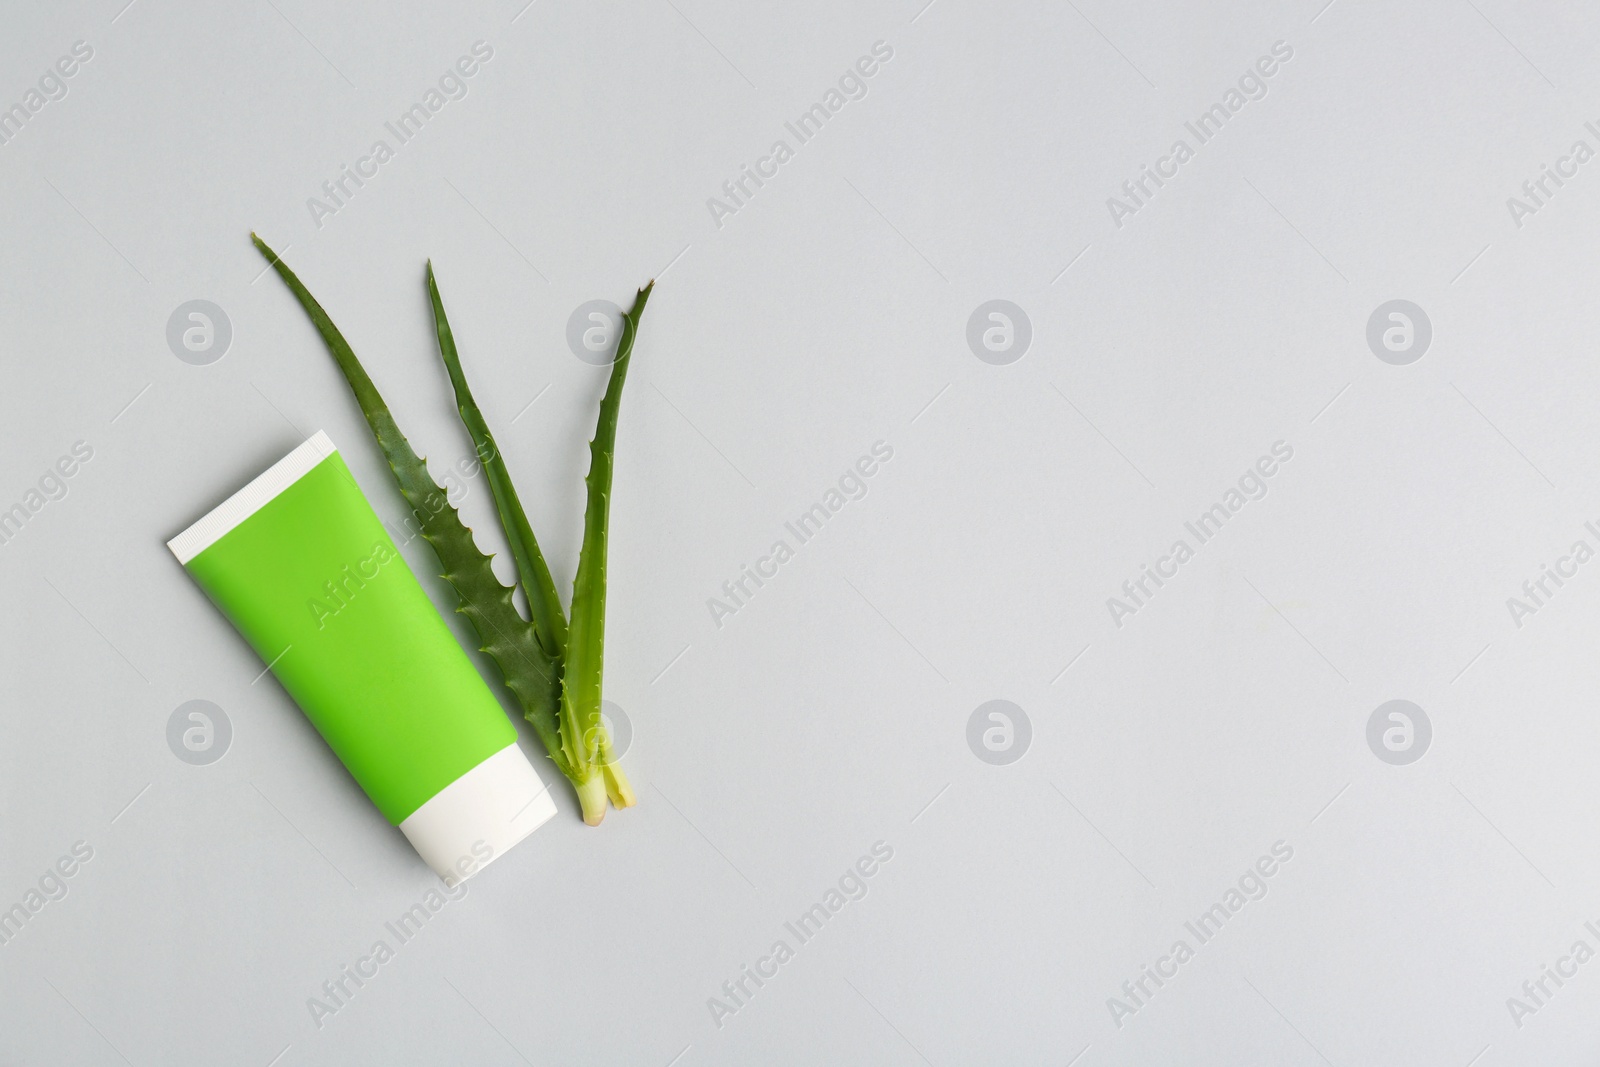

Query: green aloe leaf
[
  {"left": 250, "top": 234, "right": 570, "bottom": 779},
  {"left": 562, "top": 282, "right": 652, "bottom": 821},
  {"left": 425, "top": 262, "right": 570, "bottom": 663}
]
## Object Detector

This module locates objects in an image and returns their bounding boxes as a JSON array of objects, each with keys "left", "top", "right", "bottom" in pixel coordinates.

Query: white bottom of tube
[{"left": 399, "top": 744, "right": 556, "bottom": 885}]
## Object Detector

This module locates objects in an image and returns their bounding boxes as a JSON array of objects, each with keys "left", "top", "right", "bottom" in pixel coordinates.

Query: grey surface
[{"left": 1, "top": 0, "right": 1598, "bottom": 1063}]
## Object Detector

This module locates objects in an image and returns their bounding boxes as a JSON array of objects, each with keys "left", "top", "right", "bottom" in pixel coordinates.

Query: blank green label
[{"left": 184, "top": 453, "right": 515, "bottom": 823}]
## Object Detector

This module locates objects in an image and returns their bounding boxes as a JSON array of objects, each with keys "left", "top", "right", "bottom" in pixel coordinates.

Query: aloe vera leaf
[
  {"left": 561, "top": 283, "right": 652, "bottom": 818},
  {"left": 250, "top": 234, "right": 571, "bottom": 778},
  {"left": 425, "top": 262, "right": 570, "bottom": 662}
]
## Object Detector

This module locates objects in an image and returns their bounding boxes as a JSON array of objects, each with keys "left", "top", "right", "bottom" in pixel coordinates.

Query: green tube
[{"left": 168, "top": 431, "right": 554, "bottom": 884}]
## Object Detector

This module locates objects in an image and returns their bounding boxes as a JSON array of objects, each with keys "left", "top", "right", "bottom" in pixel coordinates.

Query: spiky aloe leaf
[
  {"left": 562, "top": 282, "right": 652, "bottom": 822},
  {"left": 250, "top": 234, "right": 571, "bottom": 778},
  {"left": 426, "top": 262, "right": 569, "bottom": 664}
]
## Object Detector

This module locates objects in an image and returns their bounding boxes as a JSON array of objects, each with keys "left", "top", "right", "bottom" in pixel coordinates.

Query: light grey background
[{"left": 1, "top": 0, "right": 1597, "bottom": 1063}]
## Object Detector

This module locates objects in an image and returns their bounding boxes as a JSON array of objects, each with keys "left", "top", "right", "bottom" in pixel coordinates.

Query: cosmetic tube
[{"left": 168, "top": 431, "right": 554, "bottom": 884}]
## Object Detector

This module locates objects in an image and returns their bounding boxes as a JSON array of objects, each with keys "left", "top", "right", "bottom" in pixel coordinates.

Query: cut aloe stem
[
  {"left": 599, "top": 733, "right": 636, "bottom": 808},
  {"left": 563, "top": 283, "right": 652, "bottom": 824}
]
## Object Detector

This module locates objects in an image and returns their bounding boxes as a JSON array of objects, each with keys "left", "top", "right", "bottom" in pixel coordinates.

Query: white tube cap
[{"left": 399, "top": 744, "right": 557, "bottom": 886}]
